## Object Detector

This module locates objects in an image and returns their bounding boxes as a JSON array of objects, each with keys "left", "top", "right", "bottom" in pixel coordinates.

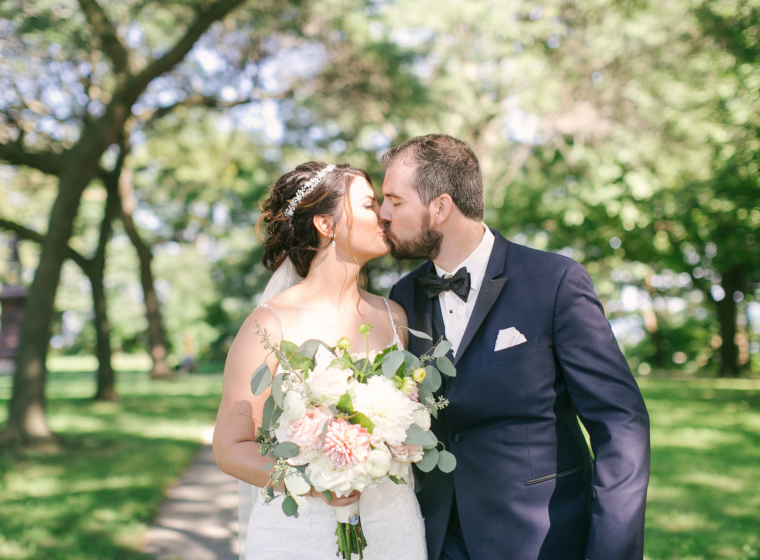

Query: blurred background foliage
[{"left": 0, "top": 0, "right": 759, "bottom": 381}]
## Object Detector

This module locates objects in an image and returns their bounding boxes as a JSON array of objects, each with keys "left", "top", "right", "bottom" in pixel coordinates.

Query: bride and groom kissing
[{"left": 213, "top": 134, "right": 651, "bottom": 560}]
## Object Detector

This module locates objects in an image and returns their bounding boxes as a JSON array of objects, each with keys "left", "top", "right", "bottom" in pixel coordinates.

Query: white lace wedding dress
[{"left": 242, "top": 299, "right": 427, "bottom": 560}]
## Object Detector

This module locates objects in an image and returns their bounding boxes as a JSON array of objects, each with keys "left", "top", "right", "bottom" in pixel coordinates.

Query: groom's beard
[{"left": 385, "top": 217, "right": 443, "bottom": 261}]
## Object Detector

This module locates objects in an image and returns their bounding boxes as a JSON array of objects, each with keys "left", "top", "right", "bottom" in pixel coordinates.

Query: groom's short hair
[{"left": 380, "top": 134, "right": 484, "bottom": 220}]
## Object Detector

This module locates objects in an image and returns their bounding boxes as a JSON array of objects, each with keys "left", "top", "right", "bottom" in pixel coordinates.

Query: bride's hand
[{"left": 310, "top": 487, "right": 361, "bottom": 507}]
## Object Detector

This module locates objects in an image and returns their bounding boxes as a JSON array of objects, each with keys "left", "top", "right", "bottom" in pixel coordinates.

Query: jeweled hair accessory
[{"left": 283, "top": 164, "right": 336, "bottom": 217}]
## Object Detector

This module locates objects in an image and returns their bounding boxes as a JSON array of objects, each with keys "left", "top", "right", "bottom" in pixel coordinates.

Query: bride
[{"left": 212, "top": 162, "right": 427, "bottom": 559}]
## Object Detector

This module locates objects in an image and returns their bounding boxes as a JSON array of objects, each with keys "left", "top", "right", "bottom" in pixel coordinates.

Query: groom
[{"left": 381, "top": 134, "right": 650, "bottom": 560}]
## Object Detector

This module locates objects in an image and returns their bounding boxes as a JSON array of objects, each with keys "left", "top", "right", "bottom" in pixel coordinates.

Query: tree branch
[
  {"left": 120, "top": 0, "right": 247, "bottom": 102},
  {"left": 0, "top": 218, "right": 90, "bottom": 272},
  {"left": 78, "top": 0, "right": 131, "bottom": 73},
  {"left": 140, "top": 93, "right": 258, "bottom": 127},
  {"left": 0, "top": 141, "right": 62, "bottom": 176}
]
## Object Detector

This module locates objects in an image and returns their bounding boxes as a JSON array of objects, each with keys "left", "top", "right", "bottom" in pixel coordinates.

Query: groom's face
[{"left": 379, "top": 161, "right": 443, "bottom": 260}]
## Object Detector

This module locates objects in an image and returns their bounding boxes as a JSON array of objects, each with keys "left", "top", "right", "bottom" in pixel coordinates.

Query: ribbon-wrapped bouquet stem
[{"left": 249, "top": 323, "right": 457, "bottom": 559}]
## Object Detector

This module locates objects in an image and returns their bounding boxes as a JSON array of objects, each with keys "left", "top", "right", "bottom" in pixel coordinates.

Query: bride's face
[{"left": 333, "top": 176, "right": 390, "bottom": 263}]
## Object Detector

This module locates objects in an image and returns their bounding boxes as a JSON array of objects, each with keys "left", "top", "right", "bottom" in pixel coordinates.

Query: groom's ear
[{"left": 431, "top": 194, "right": 454, "bottom": 225}]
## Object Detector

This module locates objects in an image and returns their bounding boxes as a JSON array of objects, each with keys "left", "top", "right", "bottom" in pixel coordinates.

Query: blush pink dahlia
[{"left": 322, "top": 419, "right": 371, "bottom": 468}]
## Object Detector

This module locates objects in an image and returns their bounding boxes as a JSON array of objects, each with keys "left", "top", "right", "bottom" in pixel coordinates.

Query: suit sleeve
[{"left": 552, "top": 262, "right": 650, "bottom": 560}]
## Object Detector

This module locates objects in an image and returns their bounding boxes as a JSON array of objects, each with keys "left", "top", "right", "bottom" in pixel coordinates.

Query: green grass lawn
[
  {"left": 0, "top": 368, "right": 758, "bottom": 560},
  {"left": 0, "top": 369, "right": 223, "bottom": 560}
]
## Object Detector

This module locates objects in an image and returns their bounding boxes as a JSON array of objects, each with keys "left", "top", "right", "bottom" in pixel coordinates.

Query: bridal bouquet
[{"left": 250, "top": 323, "right": 457, "bottom": 559}]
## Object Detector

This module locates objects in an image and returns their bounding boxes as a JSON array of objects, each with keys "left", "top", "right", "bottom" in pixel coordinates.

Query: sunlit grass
[
  {"left": 640, "top": 378, "right": 760, "bottom": 560},
  {"left": 0, "top": 370, "right": 758, "bottom": 559},
  {"left": 0, "top": 370, "right": 222, "bottom": 560}
]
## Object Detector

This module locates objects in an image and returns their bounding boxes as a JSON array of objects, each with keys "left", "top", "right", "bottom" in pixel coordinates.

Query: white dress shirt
[{"left": 433, "top": 224, "right": 495, "bottom": 356}]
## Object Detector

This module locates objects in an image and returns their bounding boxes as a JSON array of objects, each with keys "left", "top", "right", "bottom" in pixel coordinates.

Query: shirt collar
[{"left": 434, "top": 224, "right": 495, "bottom": 293}]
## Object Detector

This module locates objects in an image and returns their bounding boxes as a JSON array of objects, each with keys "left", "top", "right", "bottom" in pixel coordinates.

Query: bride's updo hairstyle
[{"left": 256, "top": 162, "right": 372, "bottom": 277}]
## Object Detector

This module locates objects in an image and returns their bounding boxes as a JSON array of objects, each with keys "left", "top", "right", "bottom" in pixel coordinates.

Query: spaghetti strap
[
  {"left": 257, "top": 304, "right": 284, "bottom": 339},
  {"left": 381, "top": 297, "right": 399, "bottom": 345}
]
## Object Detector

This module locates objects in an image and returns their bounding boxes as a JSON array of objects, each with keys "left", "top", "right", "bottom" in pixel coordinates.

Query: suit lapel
[
  {"left": 453, "top": 230, "right": 510, "bottom": 366},
  {"left": 412, "top": 261, "right": 435, "bottom": 356}
]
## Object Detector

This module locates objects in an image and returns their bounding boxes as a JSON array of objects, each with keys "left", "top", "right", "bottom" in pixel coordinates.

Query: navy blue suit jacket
[{"left": 389, "top": 230, "right": 650, "bottom": 560}]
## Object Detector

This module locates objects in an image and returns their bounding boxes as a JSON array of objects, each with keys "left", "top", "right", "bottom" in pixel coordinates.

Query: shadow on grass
[
  {"left": 640, "top": 381, "right": 760, "bottom": 560},
  {"left": 0, "top": 372, "right": 222, "bottom": 560}
]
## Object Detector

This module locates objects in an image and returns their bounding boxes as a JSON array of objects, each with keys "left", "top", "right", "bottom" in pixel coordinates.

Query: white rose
[
  {"left": 283, "top": 389, "right": 307, "bottom": 421},
  {"left": 350, "top": 350, "right": 378, "bottom": 364},
  {"left": 352, "top": 376, "right": 417, "bottom": 446},
  {"left": 412, "top": 404, "right": 431, "bottom": 431},
  {"left": 305, "top": 346, "right": 352, "bottom": 406},
  {"left": 365, "top": 446, "right": 392, "bottom": 478},
  {"left": 306, "top": 453, "right": 374, "bottom": 497}
]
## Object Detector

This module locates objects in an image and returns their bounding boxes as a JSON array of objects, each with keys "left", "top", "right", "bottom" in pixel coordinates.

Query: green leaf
[
  {"left": 296, "top": 339, "right": 330, "bottom": 360},
  {"left": 330, "top": 355, "right": 354, "bottom": 371},
  {"left": 402, "top": 351, "right": 421, "bottom": 370},
  {"left": 389, "top": 475, "right": 407, "bottom": 485},
  {"left": 279, "top": 340, "right": 298, "bottom": 359},
  {"left": 433, "top": 340, "right": 452, "bottom": 358},
  {"left": 337, "top": 393, "right": 354, "bottom": 414},
  {"left": 250, "top": 362, "right": 271, "bottom": 396},
  {"left": 262, "top": 461, "right": 274, "bottom": 471},
  {"left": 281, "top": 495, "right": 299, "bottom": 517},
  {"left": 353, "top": 358, "right": 370, "bottom": 372},
  {"left": 288, "top": 353, "right": 312, "bottom": 372},
  {"left": 436, "top": 356, "right": 456, "bottom": 377},
  {"left": 421, "top": 365, "right": 442, "bottom": 392},
  {"left": 266, "top": 487, "right": 275, "bottom": 499},
  {"left": 348, "top": 412, "right": 375, "bottom": 433},
  {"left": 262, "top": 396, "right": 275, "bottom": 430},
  {"left": 404, "top": 424, "right": 438, "bottom": 448},
  {"left": 404, "top": 326, "right": 433, "bottom": 341},
  {"left": 381, "top": 350, "right": 405, "bottom": 379},
  {"left": 271, "top": 374, "right": 285, "bottom": 407},
  {"left": 437, "top": 450, "right": 457, "bottom": 473},
  {"left": 271, "top": 442, "right": 300, "bottom": 459},
  {"left": 416, "top": 448, "right": 439, "bottom": 472},
  {"left": 322, "top": 490, "right": 332, "bottom": 503},
  {"left": 320, "top": 417, "right": 330, "bottom": 446}
]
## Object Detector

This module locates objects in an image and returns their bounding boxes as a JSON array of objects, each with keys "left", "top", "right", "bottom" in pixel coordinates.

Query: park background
[{"left": 0, "top": 0, "right": 759, "bottom": 558}]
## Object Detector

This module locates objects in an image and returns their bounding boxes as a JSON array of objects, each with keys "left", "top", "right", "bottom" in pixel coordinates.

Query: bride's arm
[{"left": 212, "top": 308, "right": 281, "bottom": 488}]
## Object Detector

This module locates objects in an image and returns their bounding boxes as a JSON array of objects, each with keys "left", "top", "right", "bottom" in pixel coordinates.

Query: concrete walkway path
[{"left": 143, "top": 428, "right": 239, "bottom": 560}]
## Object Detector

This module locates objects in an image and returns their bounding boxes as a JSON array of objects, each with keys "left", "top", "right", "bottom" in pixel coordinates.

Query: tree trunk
[
  {"left": 117, "top": 167, "right": 173, "bottom": 380},
  {"left": 1, "top": 151, "right": 101, "bottom": 443},
  {"left": 91, "top": 175, "right": 121, "bottom": 401},
  {"left": 714, "top": 268, "right": 743, "bottom": 378}
]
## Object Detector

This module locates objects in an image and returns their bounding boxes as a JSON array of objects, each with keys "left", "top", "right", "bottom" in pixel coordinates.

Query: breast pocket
[{"left": 487, "top": 335, "right": 542, "bottom": 363}]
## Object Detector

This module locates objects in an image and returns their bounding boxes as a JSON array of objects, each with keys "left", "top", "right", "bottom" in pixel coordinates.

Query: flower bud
[
  {"left": 365, "top": 446, "right": 391, "bottom": 477},
  {"left": 412, "top": 368, "right": 426, "bottom": 383},
  {"left": 283, "top": 390, "right": 307, "bottom": 421},
  {"left": 335, "top": 337, "right": 351, "bottom": 351},
  {"left": 400, "top": 377, "right": 417, "bottom": 396}
]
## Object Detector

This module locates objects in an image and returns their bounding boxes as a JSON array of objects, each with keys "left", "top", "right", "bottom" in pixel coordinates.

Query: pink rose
[
  {"left": 389, "top": 444, "right": 425, "bottom": 464},
  {"left": 274, "top": 406, "right": 332, "bottom": 465}
]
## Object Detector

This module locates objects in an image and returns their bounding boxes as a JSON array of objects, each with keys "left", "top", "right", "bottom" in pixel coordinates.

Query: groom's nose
[{"left": 378, "top": 199, "right": 392, "bottom": 224}]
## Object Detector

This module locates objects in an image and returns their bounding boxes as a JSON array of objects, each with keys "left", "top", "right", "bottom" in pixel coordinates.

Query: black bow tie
[{"left": 418, "top": 267, "right": 471, "bottom": 302}]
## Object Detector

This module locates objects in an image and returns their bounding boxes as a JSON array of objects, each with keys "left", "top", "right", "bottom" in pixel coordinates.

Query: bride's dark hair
[{"left": 256, "top": 162, "right": 372, "bottom": 277}]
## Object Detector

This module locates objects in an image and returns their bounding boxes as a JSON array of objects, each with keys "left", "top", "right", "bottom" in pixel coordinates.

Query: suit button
[{"left": 451, "top": 433, "right": 460, "bottom": 443}]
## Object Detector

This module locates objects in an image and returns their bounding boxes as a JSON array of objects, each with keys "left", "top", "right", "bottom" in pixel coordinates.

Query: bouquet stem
[{"left": 334, "top": 503, "right": 366, "bottom": 559}]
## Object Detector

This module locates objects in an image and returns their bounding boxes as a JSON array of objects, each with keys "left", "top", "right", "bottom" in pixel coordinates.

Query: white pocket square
[{"left": 494, "top": 327, "right": 527, "bottom": 351}]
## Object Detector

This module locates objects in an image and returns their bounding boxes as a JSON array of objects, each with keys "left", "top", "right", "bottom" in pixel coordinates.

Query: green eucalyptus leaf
[
  {"left": 288, "top": 353, "right": 312, "bottom": 372},
  {"left": 421, "top": 365, "right": 442, "bottom": 392},
  {"left": 436, "top": 356, "right": 456, "bottom": 377},
  {"left": 433, "top": 340, "right": 452, "bottom": 358},
  {"left": 416, "top": 448, "right": 439, "bottom": 472},
  {"left": 322, "top": 490, "right": 332, "bottom": 503},
  {"left": 402, "top": 351, "right": 421, "bottom": 370},
  {"left": 279, "top": 340, "right": 298, "bottom": 359},
  {"left": 381, "top": 350, "right": 405, "bottom": 379},
  {"left": 437, "top": 450, "right": 457, "bottom": 473},
  {"left": 271, "top": 374, "right": 285, "bottom": 407},
  {"left": 281, "top": 495, "right": 299, "bottom": 517},
  {"left": 271, "top": 442, "right": 300, "bottom": 459},
  {"left": 296, "top": 339, "right": 330, "bottom": 360},
  {"left": 250, "top": 362, "right": 271, "bottom": 396},
  {"left": 262, "top": 395, "right": 275, "bottom": 430},
  {"left": 405, "top": 327, "right": 433, "bottom": 341},
  {"left": 404, "top": 424, "right": 438, "bottom": 448}
]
